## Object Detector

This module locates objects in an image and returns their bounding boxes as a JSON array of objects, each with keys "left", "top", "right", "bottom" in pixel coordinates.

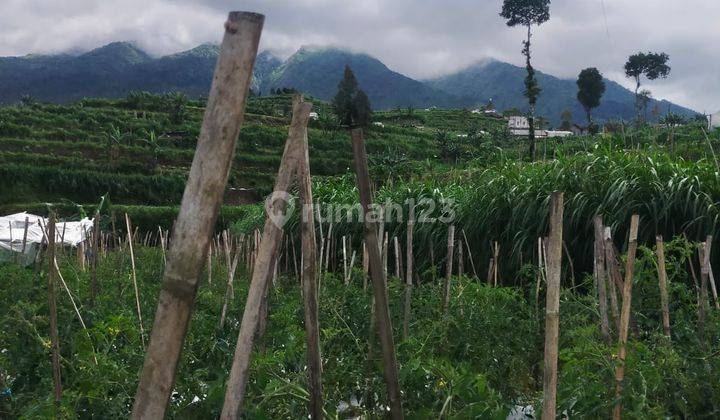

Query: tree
[
  {"left": 500, "top": 0, "right": 551, "bottom": 160},
  {"left": 624, "top": 52, "right": 670, "bottom": 124},
  {"left": 576, "top": 68, "right": 606, "bottom": 130},
  {"left": 659, "top": 112, "right": 686, "bottom": 153},
  {"left": 559, "top": 109, "right": 573, "bottom": 131},
  {"left": 332, "top": 65, "right": 373, "bottom": 129}
]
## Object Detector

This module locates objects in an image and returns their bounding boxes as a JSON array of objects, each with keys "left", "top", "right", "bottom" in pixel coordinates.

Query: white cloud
[{"left": 1, "top": 0, "right": 718, "bottom": 111}]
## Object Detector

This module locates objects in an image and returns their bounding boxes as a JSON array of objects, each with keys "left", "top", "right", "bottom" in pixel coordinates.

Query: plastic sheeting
[{"left": 0, "top": 212, "right": 93, "bottom": 265}]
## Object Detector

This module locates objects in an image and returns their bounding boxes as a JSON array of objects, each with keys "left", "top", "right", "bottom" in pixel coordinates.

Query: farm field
[{"left": 1, "top": 89, "right": 720, "bottom": 418}]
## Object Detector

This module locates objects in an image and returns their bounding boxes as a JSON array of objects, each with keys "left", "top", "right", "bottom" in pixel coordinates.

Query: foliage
[{"left": 577, "top": 67, "right": 606, "bottom": 126}]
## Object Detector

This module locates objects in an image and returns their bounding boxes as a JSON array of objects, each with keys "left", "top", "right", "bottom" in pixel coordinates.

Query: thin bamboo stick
[
  {"left": 655, "top": 235, "right": 671, "bottom": 338},
  {"left": 126, "top": 214, "right": 146, "bottom": 349},
  {"left": 46, "top": 216, "right": 62, "bottom": 406},
  {"left": 593, "top": 216, "right": 611, "bottom": 344},
  {"left": 403, "top": 220, "right": 414, "bottom": 340},
  {"left": 443, "top": 225, "right": 455, "bottom": 315},
  {"left": 219, "top": 250, "right": 240, "bottom": 329}
]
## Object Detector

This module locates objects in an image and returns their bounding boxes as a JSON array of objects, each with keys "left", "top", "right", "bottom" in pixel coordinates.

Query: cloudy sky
[{"left": 2, "top": 0, "right": 718, "bottom": 112}]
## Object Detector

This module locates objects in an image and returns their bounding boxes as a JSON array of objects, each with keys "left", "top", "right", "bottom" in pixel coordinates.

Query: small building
[
  {"left": 508, "top": 116, "right": 529, "bottom": 136},
  {"left": 309, "top": 112, "right": 319, "bottom": 120},
  {"left": 373, "top": 122, "right": 385, "bottom": 128},
  {"left": 709, "top": 111, "right": 720, "bottom": 129},
  {"left": 545, "top": 130, "right": 574, "bottom": 138}
]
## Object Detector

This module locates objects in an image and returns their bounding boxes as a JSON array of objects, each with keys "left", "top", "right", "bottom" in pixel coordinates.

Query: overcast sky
[{"left": 2, "top": 0, "right": 718, "bottom": 112}]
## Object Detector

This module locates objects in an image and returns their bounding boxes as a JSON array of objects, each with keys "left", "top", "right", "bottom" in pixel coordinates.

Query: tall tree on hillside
[
  {"left": 332, "top": 65, "right": 373, "bottom": 130},
  {"left": 576, "top": 67, "right": 606, "bottom": 133},
  {"left": 624, "top": 52, "right": 670, "bottom": 125},
  {"left": 559, "top": 109, "right": 573, "bottom": 131},
  {"left": 500, "top": 0, "right": 551, "bottom": 161}
]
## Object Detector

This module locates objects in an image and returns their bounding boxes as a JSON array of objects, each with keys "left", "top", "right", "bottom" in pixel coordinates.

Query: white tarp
[{"left": 0, "top": 212, "right": 93, "bottom": 265}]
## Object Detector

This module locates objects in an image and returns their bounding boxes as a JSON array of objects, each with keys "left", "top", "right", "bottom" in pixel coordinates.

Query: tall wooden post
[
  {"left": 90, "top": 214, "right": 100, "bottom": 305},
  {"left": 593, "top": 216, "right": 611, "bottom": 344},
  {"left": 655, "top": 235, "right": 671, "bottom": 338},
  {"left": 403, "top": 220, "right": 414, "bottom": 340},
  {"left": 46, "top": 216, "right": 62, "bottom": 406},
  {"left": 132, "top": 12, "right": 263, "bottom": 419},
  {"left": 350, "top": 128, "right": 403, "bottom": 419},
  {"left": 296, "top": 110, "right": 323, "bottom": 419},
  {"left": 126, "top": 214, "right": 146, "bottom": 349},
  {"left": 221, "top": 97, "right": 312, "bottom": 419},
  {"left": 443, "top": 225, "right": 455, "bottom": 315},
  {"left": 604, "top": 228, "right": 621, "bottom": 331},
  {"left": 613, "top": 214, "right": 640, "bottom": 420},
  {"left": 542, "top": 192, "right": 564, "bottom": 420}
]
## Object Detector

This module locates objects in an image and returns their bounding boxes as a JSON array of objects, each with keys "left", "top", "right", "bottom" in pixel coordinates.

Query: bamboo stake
[
  {"left": 343, "top": 235, "right": 349, "bottom": 284},
  {"left": 709, "top": 258, "right": 720, "bottom": 311},
  {"left": 697, "top": 237, "right": 712, "bottom": 350},
  {"left": 21, "top": 216, "right": 29, "bottom": 254},
  {"left": 403, "top": 220, "right": 414, "bottom": 340},
  {"left": 351, "top": 128, "right": 403, "bottom": 419},
  {"left": 593, "top": 216, "right": 611, "bottom": 344},
  {"left": 487, "top": 258, "right": 494, "bottom": 286},
  {"left": 126, "top": 214, "right": 146, "bottom": 349},
  {"left": 362, "top": 241, "right": 369, "bottom": 291},
  {"left": 382, "top": 231, "right": 389, "bottom": 279},
  {"left": 457, "top": 239, "right": 464, "bottom": 278},
  {"left": 296, "top": 114, "right": 323, "bottom": 419},
  {"left": 542, "top": 192, "right": 564, "bottom": 420},
  {"left": 655, "top": 235, "right": 671, "bottom": 338},
  {"left": 613, "top": 214, "right": 640, "bottom": 420},
  {"left": 493, "top": 241, "right": 499, "bottom": 286},
  {"left": 394, "top": 236, "right": 401, "bottom": 279},
  {"left": 461, "top": 229, "right": 477, "bottom": 279},
  {"left": 132, "top": 12, "right": 263, "bottom": 418},
  {"left": 604, "top": 228, "right": 621, "bottom": 331},
  {"left": 221, "top": 96, "right": 311, "bottom": 418},
  {"left": 443, "top": 225, "right": 455, "bottom": 315},
  {"left": 219, "top": 250, "right": 240, "bottom": 329},
  {"left": 535, "top": 237, "right": 543, "bottom": 307},
  {"left": 90, "top": 214, "right": 100, "bottom": 305},
  {"left": 46, "top": 216, "right": 62, "bottom": 406}
]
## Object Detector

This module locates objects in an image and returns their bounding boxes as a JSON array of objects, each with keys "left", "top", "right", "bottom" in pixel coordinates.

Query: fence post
[
  {"left": 46, "top": 215, "right": 62, "bottom": 407},
  {"left": 655, "top": 235, "right": 671, "bottom": 338},
  {"left": 443, "top": 225, "right": 455, "bottom": 315},
  {"left": 593, "top": 216, "right": 611, "bottom": 344},
  {"left": 351, "top": 128, "right": 404, "bottom": 419},
  {"left": 131, "top": 12, "right": 263, "bottom": 419}
]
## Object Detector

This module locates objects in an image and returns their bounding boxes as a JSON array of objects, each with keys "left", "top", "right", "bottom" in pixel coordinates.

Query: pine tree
[{"left": 332, "top": 65, "right": 373, "bottom": 129}]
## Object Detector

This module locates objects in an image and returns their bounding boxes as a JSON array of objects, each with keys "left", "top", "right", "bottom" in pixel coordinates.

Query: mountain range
[{"left": 0, "top": 42, "right": 697, "bottom": 125}]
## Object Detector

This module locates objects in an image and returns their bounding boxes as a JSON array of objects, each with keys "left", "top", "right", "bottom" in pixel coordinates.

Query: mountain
[
  {"left": 260, "top": 46, "right": 459, "bottom": 108},
  {"left": 0, "top": 42, "right": 696, "bottom": 124},
  {"left": 425, "top": 59, "right": 697, "bottom": 125}
]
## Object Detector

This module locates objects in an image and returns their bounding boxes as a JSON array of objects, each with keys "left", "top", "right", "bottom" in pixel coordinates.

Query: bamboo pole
[
  {"left": 21, "top": 216, "right": 29, "bottom": 254},
  {"left": 126, "top": 214, "right": 146, "bottom": 349},
  {"left": 350, "top": 128, "right": 403, "bottom": 419},
  {"left": 457, "top": 239, "right": 464, "bottom": 278},
  {"left": 542, "top": 192, "right": 564, "bottom": 420},
  {"left": 604, "top": 228, "right": 621, "bottom": 331},
  {"left": 709, "top": 257, "right": 720, "bottom": 311},
  {"left": 394, "top": 236, "right": 401, "bottom": 279},
  {"left": 493, "top": 241, "right": 499, "bottom": 286},
  {"left": 382, "top": 231, "right": 389, "bottom": 279},
  {"left": 343, "top": 235, "right": 349, "bottom": 284},
  {"left": 403, "top": 220, "right": 414, "bottom": 340},
  {"left": 697, "top": 237, "right": 712, "bottom": 349},
  {"left": 461, "top": 229, "right": 477, "bottom": 279},
  {"left": 655, "top": 235, "right": 671, "bottom": 338},
  {"left": 362, "top": 241, "right": 369, "bottom": 291},
  {"left": 46, "top": 216, "right": 62, "bottom": 406},
  {"left": 593, "top": 216, "right": 611, "bottom": 344},
  {"left": 132, "top": 12, "right": 263, "bottom": 419},
  {"left": 443, "top": 225, "right": 455, "bottom": 315},
  {"left": 219, "top": 250, "right": 240, "bottom": 329},
  {"left": 535, "top": 237, "right": 543, "bottom": 307},
  {"left": 90, "top": 214, "right": 100, "bottom": 305},
  {"left": 296, "top": 112, "right": 323, "bottom": 419},
  {"left": 221, "top": 96, "right": 311, "bottom": 419},
  {"left": 613, "top": 214, "right": 640, "bottom": 420}
]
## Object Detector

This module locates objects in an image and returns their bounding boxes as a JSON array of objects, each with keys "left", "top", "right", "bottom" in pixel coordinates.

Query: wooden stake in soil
[
  {"left": 351, "top": 128, "right": 404, "bottom": 419},
  {"left": 542, "top": 192, "right": 564, "bottom": 420},
  {"left": 46, "top": 216, "right": 62, "bottom": 406},
  {"left": 403, "top": 220, "right": 414, "bottom": 340},
  {"left": 613, "top": 214, "right": 640, "bottom": 420},
  {"left": 296, "top": 111, "right": 324, "bottom": 419},
  {"left": 443, "top": 225, "right": 455, "bottom": 315},
  {"left": 221, "top": 97, "right": 312, "bottom": 419},
  {"left": 604, "top": 228, "right": 621, "bottom": 331},
  {"left": 125, "top": 214, "right": 146, "bottom": 349},
  {"left": 655, "top": 235, "right": 671, "bottom": 338},
  {"left": 593, "top": 216, "right": 611, "bottom": 344},
  {"left": 132, "top": 12, "right": 264, "bottom": 419},
  {"left": 219, "top": 249, "right": 240, "bottom": 329},
  {"left": 90, "top": 214, "right": 100, "bottom": 305}
]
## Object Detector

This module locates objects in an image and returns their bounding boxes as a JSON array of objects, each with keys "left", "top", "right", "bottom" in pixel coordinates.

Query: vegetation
[
  {"left": 331, "top": 65, "right": 373, "bottom": 129},
  {"left": 624, "top": 52, "right": 672, "bottom": 124},
  {"left": 576, "top": 67, "right": 606, "bottom": 133}
]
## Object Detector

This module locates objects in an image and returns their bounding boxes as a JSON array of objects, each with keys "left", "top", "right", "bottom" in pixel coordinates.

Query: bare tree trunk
[
  {"left": 296, "top": 103, "right": 323, "bottom": 419},
  {"left": 613, "top": 215, "right": 640, "bottom": 420},
  {"left": 132, "top": 12, "right": 263, "bottom": 419},
  {"left": 46, "top": 216, "right": 62, "bottom": 407},
  {"left": 351, "top": 128, "right": 404, "bottom": 419},
  {"left": 221, "top": 97, "right": 312, "bottom": 419},
  {"left": 655, "top": 235, "right": 671, "bottom": 338},
  {"left": 443, "top": 225, "right": 455, "bottom": 315},
  {"left": 542, "top": 192, "right": 564, "bottom": 420},
  {"left": 593, "top": 216, "right": 611, "bottom": 344}
]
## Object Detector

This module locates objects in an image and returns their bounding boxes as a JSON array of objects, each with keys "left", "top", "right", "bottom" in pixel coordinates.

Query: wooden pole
[
  {"left": 708, "top": 256, "right": 720, "bottom": 311},
  {"left": 593, "top": 216, "right": 611, "bottom": 344},
  {"left": 132, "top": 12, "right": 264, "bottom": 419},
  {"left": 457, "top": 239, "right": 464, "bottom": 279},
  {"left": 604, "top": 228, "right": 621, "bottom": 331},
  {"left": 90, "top": 214, "right": 100, "bottom": 305},
  {"left": 394, "top": 236, "right": 401, "bottom": 280},
  {"left": 613, "top": 214, "right": 640, "bottom": 420},
  {"left": 542, "top": 191, "right": 564, "bottom": 420},
  {"left": 493, "top": 241, "right": 499, "bottom": 286},
  {"left": 362, "top": 241, "right": 369, "bottom": 291},
  {"left": 351, "top": 128, "right": 403, "bottom": 419},
  {"left": 221, "top": 96, "right": 311, "bottom": 419},
  {"left": 219, "top": 250, "right": 240, "bottom": 329},
  {"left": 461, "top": 229, "right": 477, "bottom": 279},
  {"left": 126, "top": 214, "right": 146, "bottom": 349},
  {"left": 655, "top": 235, "right": 671, "bottom": 338},
  {"left": 697, "top": 237, "right": 712, "bottom": 349},
  {"left": 46, "top": 216, "right": 62, "bottom": 406},
  {"left": 443, "top": 225, "right": 455, "bottom": 315},
  {"left": 403, "top": 220, "right": 414, "bottom": 340},
  {"left": 343, "top": 235, "right": 349, "bottom": 284},
  {"left": 296, "top": 113, "right": 323, "bottom": 419}
]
